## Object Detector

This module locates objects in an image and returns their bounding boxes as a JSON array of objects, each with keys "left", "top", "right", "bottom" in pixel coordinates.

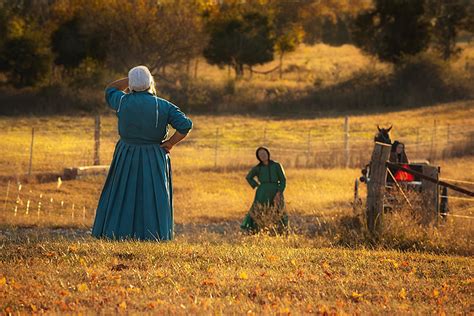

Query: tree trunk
[
  {"left": 194, "top": 59, "right": 199, "bottom": 79},
  {"left": 279, "top": 53, "right": 284, "bottom": 80},
  {"left": 234, "top": 63, "right": 244, "bottom": 79}
]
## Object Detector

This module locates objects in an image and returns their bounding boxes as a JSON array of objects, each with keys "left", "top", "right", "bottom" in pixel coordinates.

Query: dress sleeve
[
  {"left": 105, "top": 87, "right": 126, "bottom": 112},
  {"left": 167, "top": 100, "right": 193, "bottom": 134},
  {"left": 246, "top": 166, "right": 259, "bottom": 189},
  {"left": 276, "top": 163, "right": 286, "bottom": 193}
]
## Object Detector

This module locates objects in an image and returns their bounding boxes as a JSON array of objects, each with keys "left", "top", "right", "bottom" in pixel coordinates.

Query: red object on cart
[{"left": 394, "top": 164, "right": 415, "bottom": 182}]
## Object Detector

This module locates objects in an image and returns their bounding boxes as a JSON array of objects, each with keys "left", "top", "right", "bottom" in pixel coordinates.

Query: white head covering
[{"left": 128, "top": 65, "right": 155, "bottom": 93}]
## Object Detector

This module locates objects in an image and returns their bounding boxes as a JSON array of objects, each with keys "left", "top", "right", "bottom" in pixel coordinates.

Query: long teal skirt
[{"left": 92, "top": 140, "right": 173, "bottom": 241}]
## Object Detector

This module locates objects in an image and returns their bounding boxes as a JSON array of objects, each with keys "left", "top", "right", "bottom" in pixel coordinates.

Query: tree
[
  {"left": 0, "top": 36, "right": 51, "bottom": 87},
  {"left": 321, "top": 16, "right": 351, "bottom": 46},
  {"left": 51, "top": 16, "right": 107, "bottom": 68},
  {"left": 204, "top": 9, "right": 275, "bottom": 78},
  {"left": 299, "top": 0, "right": 371, "bottom": 45},
  {"left": 98, "top": 0, "right": 206, "bottom": 74},
  {"left": 0, "top": 8, "right": 8, "bottom": 48},
  {"left": 351, "top": 0, "right": 431, "bottom": 64},
  {"left": 271, "top": 1, "right": 304, "bottom": 79},
  {"left": 426, "top": 0, "right": 469, "bottom": 60}
]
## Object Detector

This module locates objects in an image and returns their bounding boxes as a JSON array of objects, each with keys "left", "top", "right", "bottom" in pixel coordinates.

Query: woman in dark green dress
[{"left": 241, "top": 147, "right": 288, "bottom": 233}]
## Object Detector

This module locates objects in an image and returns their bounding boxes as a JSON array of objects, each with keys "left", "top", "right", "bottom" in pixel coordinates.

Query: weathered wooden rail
[
  {"left": 365, "top": 142, "right": 473, "bottom": 235},
  {"left": 386, "top": 162, "right": 474, "bottom": 197}
]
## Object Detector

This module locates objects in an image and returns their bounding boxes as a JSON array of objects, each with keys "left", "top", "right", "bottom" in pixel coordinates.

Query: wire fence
[{"left": 1, "top": 116, "right": 473, "bottom": 176}]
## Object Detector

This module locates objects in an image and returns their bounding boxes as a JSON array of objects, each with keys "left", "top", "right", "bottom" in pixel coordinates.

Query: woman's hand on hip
[
  {"left": 160, "top": 141, "right": 173, "bottom": 153},
  {"left": 273, "top": 191, "right": 281, "bottom": 204}
]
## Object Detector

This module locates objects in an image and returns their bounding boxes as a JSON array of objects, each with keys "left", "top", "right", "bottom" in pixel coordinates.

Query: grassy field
[
  {"left": 1, "top": 34, "right": 474, "bottom": 315},
  {"left": 0, "top": 100, "right": 473, "bottom": 176},
  {"left": 1, "top": 233, "right": 473, "bottom": 314},
  {"left": 1, "top": 101, "right": 474, "bottom": 313}
]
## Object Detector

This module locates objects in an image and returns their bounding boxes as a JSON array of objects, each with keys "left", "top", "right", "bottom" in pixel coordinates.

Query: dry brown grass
[
  {"left": 1, "top": 229, "right": 473, "bottom": 314},
  {"left": 0, "top": 99, "right": 473, "bottom": 176},
  {"left": 1, "top": 105, "right": 473, "bottom": 313}
]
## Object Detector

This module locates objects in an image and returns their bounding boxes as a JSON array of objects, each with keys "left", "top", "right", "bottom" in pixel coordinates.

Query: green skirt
[{"left": 241, "top": 183, "right": 288, "bottom": 233}]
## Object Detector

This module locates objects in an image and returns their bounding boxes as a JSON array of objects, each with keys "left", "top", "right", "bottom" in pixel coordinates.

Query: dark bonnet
[{"left": 256, "top": 147, "right": 271, "bottom": 163}]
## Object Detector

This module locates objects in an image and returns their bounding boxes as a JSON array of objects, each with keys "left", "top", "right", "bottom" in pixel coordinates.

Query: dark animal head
[{"left": 374, "top": 125, "right": 392, "bottom": 144}]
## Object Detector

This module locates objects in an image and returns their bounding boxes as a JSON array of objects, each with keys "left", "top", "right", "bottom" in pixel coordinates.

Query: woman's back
[
  {"left": 93, "top": 66, "right": 192, "bottom": 241},
  {"left": 106, "top": 88, "right": 192, "bottom": 145}
]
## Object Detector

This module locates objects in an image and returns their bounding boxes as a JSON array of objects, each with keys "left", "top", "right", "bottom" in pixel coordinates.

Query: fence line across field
[
  {"left": 440, "top": 213, "right": 474, "bottom": 220},
  {"left": 3, "top": 115, "right": 473, "bottom": 175}
]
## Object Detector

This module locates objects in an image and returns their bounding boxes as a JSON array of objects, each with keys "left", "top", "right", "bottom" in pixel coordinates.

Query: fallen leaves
[
  {"left": 239, "top": 272, "right": 249, "bottom": 280},
  {"left": 0, "top": 276, "right": 6, "bottom": 287},
  {"left": 320, "top": 261, "right": 332, "bottom": 278},
  {"left": 111, "top": 263, "right": 129, "bottom": 271},
  {"left": 462, "top": 278, "right": 473, "bottom": 285},
  {"left": 201, "top": 278, "right": 217, "bottom": 287},
  {"left": 382, "top": 258, "right": 399, "bottom": 269},
  {"left": 266, "top": 255, "right": 279, "bottom": 263},
  {"left": 45, "top": 251, "right": 56, "bottom": 258},
  {"left": 351, "top": 291, "right": 363, "bottom": 302},
  {"left": 399, "top": 288, "right": 407, "bottom": 300},
  {"left": 77, "top": 283, "right": 88, "bottom": 293}
]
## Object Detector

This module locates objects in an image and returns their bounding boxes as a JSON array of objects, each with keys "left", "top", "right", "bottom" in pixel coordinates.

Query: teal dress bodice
[{"left": 105, "top": 87, "right": 192, "bottom": 144}]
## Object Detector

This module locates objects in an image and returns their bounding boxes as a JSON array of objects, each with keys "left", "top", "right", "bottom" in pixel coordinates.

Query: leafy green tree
[
  {"left": 0, "top": 8, "right": 8, "bottom": 48},
  {"left": 299, "top": 0, "right": 371, "bottom": 45},
  {"left": 100, "top": 0, "right": 206, "bottom": 74},
  {"left": 321, "top": 17, "right": 351, "bottom": 46},
  {"left": 51, "top": 16, "right": 107, "bottom": 68},
  {"left": 351, "top": 0, "right": 431, "bottom": 64},
  {"left": 271, "top": 1, "right": 304, "bottom": 79},
  {"left": 204, "top": 10, "right": 275, "bottom": 78},
  {"left": 0, "top": 36, "right": 51, "bottom": 87},
  {"left": 426, "top": 0, "right": 469, "bottom": 60}
]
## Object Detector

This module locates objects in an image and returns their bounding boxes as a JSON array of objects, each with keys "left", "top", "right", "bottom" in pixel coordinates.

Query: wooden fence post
[
  {"left": 306, "top": 129, "right": 312, "bottom": 167},
  {"left": 366, "top": 142, "right": 391, "bottom": 235},
  {"left": 421, "top": 165, "right": 439, "bottom": 224},
  {"left": 446, "top": 124, "right": 450, "bottom": 144},
  {"left": 344, "top": 116, "right": 349, "bottom": 168},
  {"left": 307, "top": 129, "right": 312, "bottom": 153},
  {"left": 262, "top": 127, "right": 267, "bottom": 146},
  {"left": 214, "top": 128, "right": 219, "bottom": 168},
  {"left": 28, "top": 127, "right": 35, "bottom": 176},
  {"left": 430, "top": 120, "right": 437, "bottom": 161},
  {"left": 3, "top": 180, "right": 10, "bottom": 211},
  {"left": 415, "top": 128, "right": 420, "bottom": 158},
  {"left": 444, "top": 124, "right": 451, "bottom": 159},
  {"left": 94, "top": 115, "right": 101, "bottom": 165}
]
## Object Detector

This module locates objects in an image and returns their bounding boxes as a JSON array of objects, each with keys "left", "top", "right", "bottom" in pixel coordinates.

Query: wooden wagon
[{"left": 354, "top": 142, "right": 473, "bottom": 234}]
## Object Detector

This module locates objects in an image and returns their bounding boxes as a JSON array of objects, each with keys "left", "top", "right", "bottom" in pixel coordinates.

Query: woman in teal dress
[
  {"left": 241, "top": 147, "right": 288, "bottom": 233},
  {"left": 92, "top": 65, "right": 192, "bottom": 241}
]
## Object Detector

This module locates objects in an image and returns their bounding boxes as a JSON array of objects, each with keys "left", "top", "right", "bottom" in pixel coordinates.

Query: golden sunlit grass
[
  {"left": 1, "top": 100, "right": 473, "bottom": 313},
  {"left": 196, "top": 44, "right": 389, "bottom": 86},
  {"left": 1, "top": 161, "right": 473, "bottom": 313},
  {"left": 0, "top": 99, "right": 473, "bottom": 176},
  {"left": 1, "top": 233, "right": 473, "bottom": 314}
]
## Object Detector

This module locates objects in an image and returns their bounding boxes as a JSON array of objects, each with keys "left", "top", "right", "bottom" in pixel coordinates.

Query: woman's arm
[
  {"left": 106, "top": 77, "right": 129, "bottom": 91},
  {"left": 160, "top": 131, "right": 187, "bottom": 153},
  {"left": 105, "top": 78, "right": 128, "bottom": 111},
  {"left": 246, "top": 167, "right": 259, "bottom": 189}
]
